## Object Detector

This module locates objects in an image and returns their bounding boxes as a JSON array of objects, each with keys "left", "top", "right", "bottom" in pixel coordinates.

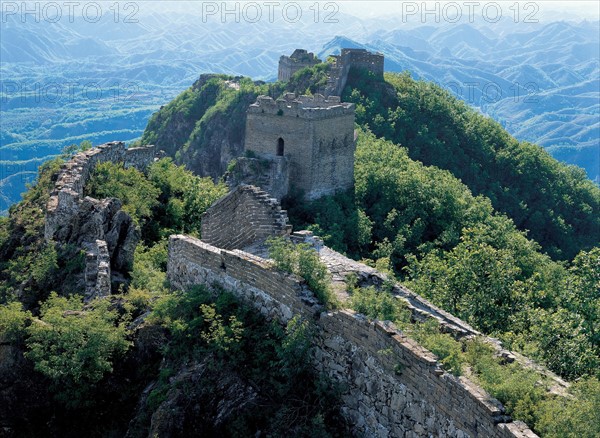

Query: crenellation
[
  {"left": 278, "top": 49, "right": 321, "bottom": 81},
  {"left": 247, "top": 94, "right": 354, "bottom": 119},
  {"left": 244, "top": 92, "right": 356, "bottom": 200}
]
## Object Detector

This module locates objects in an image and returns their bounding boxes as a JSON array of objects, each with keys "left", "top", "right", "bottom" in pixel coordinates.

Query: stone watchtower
[
  {"left": 244, "top": 93, "right": 355, "bottom": 200},
  {"left": 278, "top": 49, "right": 321, "bottom": 81}
]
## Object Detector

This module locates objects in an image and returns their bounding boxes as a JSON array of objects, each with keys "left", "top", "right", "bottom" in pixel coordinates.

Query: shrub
[
  {"left": 85, "top": 161, "right": 160, "bottom": 225},
  {"left": 0, "top": 302, "right": 31, "bottom": 343},
  {"left": 537, "top": 377, "right": 600, "bottom": 438},
  {"left": 25, "top": 293, "right": 131, "bottom": 407},
  {"left": 267, "top": 237, "right": 337, "bottom": 308},
  {"left": 465, "top": 338, "right": 543, "bottom": 427},
  {"left": 349, "top": 285, "right": 410, "bottom": 324}
]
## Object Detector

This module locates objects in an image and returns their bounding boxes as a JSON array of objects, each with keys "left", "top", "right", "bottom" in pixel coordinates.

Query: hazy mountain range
[{"left": 1, "top": 11, "right": 598, "bottom": 214}]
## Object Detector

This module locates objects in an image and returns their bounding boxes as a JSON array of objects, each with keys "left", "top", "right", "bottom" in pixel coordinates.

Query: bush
[
  {"left": 411, "top": 320, "right": 465, "bottom": 376},
  {"left": 85, "top": 161, "right": 160, "bottom": 225},
  {"left": 537, "top": 377, "right": 600, "bottom": 438},
  {"left": 267, "top": 237, "right": 337, "bottom": 308},
  {"left": 349, "top": 285, "right": 409, "bottom": 324},
  {"left": 0, "top": 302, "right": 31, "bottom": 343},
  {"left": 465, "top": 339, "right": 543, "bottom": 427},
  {"left": 25, "top": 293, "right": 131, "bottom": 407}
]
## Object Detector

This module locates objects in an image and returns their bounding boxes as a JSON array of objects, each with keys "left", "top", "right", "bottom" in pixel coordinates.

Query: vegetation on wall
[
  {"left": 347, "top": 283, "right": 600, "bottom": 437},
  {"left": 289, "top": 129, "right": 600, "bottom": 382},
  {"left": 267, "top": 236, "right": 337, "bottom": 308}
]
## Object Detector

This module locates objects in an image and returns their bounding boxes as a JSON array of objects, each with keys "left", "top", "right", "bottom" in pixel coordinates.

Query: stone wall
[
  {"left": 278, "top": 49, "right": 321, "bottom": 82},
  {"left": 201, "top": 185, "right": 292, "bottom": 250},
  {"left": 45, "top": 142, "right": 156, "bottom": 242},
  {"left": 225, "top": 156, "right": 290, "bottom": 201},
  {"left": 244, "top": 94, "right": 355, "bottom": 200},
  {"left": 168, "top": 235, "right": 323, "bottom": 321},
  {"left": 167, "top": 235, "right": 538, "bottom": 438},
  {"left": 326, "top": 48, "right": 385, "bottom": 97},
  {"left": 44, "top": 141, "right": 156, "bottom": 299}
]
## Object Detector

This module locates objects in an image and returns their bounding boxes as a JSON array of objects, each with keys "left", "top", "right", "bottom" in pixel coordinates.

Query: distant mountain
[
  {"left": 319, "top": 21, "right": 599, "bottom": 182},
  {"left": 1, "top": 13, "right": 598, "bottom": 214}
]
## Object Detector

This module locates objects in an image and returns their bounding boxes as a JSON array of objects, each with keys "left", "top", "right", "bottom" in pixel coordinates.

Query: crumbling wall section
[
  {"left": 325, "top": 48, "right": 385, "bottom": 97},
  {"left": 225, "top": 156, "right": 290, "bottom": 201},
  {"left": 44, "top": 141, "right": 156, "bottom": 299},
  {"left": 201, "top": 185, "right": 292, "bottom": 250}
]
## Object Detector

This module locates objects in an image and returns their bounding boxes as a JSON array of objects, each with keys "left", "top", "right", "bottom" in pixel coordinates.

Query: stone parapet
[
  {"left": 167, "top": 233, "right": 538, "bottom": 438},
  {"left": 247, "top": 94, "right": 354, "bottom": 119},
  {"left": 201, "top": 185, "right": 292, "bottom": 250}
]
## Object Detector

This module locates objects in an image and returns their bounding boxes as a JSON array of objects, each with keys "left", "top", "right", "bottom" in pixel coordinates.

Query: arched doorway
[{"left": 277, "top": 138, "right": 284, "bottom": 156}]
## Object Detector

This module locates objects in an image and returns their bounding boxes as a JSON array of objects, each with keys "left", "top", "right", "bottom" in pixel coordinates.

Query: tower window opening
[{"left": 277, "top": 138, "right": 284, "bottom": 156}]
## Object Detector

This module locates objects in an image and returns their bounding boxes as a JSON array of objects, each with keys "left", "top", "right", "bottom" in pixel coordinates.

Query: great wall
[
  {"left": 39, "top": 49, "right": 559, "bottom": 437},
  {"left": 44, "top": 141, "right": 157, "bottom": 300}
]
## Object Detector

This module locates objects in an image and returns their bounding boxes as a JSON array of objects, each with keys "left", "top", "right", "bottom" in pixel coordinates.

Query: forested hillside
[
  {"left": 135, "top": 66, "right": 600, "bottom": 376},
  {"left": 0, "top": 66, "right": 598, "bottom": 436},
  {"left": 342, "top": 69, "right": 599, "bottom": 261}
]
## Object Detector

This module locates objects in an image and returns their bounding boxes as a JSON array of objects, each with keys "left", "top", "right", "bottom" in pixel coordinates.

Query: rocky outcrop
[
  {"left": 44, "top": 141, "right": 155, "bottom": 300},
  {"left": 145, "top": 359, "right": 258, "bottom": 437}
]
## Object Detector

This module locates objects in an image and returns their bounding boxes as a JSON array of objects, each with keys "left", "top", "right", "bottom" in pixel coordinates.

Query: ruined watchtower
[
  {"left": 244, "top": 93, "right": 355, "bottom": 200},
  {"left": 278, "top": 49, "right": 321, "bottom": 81}
]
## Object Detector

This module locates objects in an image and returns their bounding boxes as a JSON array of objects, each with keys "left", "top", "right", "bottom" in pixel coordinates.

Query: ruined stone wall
[
  {"left": 278, "top": 49, "right": 320, "bottom": 82},
  {"left": 45, "top": 142, "right": 156, "bottom": 242},
  {"left": 201, "top": 185, "right": 292, "bottom": 250},
  {"left": 244, "top": 94, "right": 355, "bottom": 199},
  {"left": 44, "top": 141, "right": 156, "bottom": 299},
  {"left": 167, "top": 235, "right": 537, "bottom": 438},
  {"left": 325, "top": 48, "right": 385, "bottom": 97},
  {"left": 226, "top": 156, "right": 290, "bottom": 201},
  {"left": 342, "top": 48, "right": 384, "bottom": 79}
]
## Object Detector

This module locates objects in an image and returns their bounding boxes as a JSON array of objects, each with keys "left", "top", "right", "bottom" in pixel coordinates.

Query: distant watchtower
[
  {"left": 278, "top": 49, "right": 321, "bottom": 81},
  {"left": 244, "top": 93, "right": 355, "bottom": 200}
]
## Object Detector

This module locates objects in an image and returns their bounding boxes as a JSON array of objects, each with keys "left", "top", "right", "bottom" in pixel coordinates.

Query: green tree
[
  {"left": 86, "top": 161, "right": 160, "bottom": 225},
  {"left": 25, "top": 293, "right": 130, "bottom": 407},
  {"left": 0, "top": 301, "right": 31, "bottom": 343},
  {"left": 566, "top": 248, "right": 600, "bottom": 348}
]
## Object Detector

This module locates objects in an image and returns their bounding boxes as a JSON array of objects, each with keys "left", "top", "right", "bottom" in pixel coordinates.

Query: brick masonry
[
  {"left": 278, "top": 49, "right": 321, "bottom": 82},
  {"left": 244, "top": 94, "right": 355, "bottom": 200},
  {"left": 201, "top": 185, "right": 292, "bottom": 250},
  {"left": 167, "top": 233, "right": 538, "bottom": 438},
  {"left": 326, "top": 48, "right": 385, "bottom": 97}
]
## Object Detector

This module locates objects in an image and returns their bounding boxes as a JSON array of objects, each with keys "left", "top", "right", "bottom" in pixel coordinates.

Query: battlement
[
  {"left": 278, "top": 49, "right": 321, "bottom": 81},
  {"left": 168, "top": 227, "right": 538, "bottom": 438},
  {"left": 325, "top": 47, "right": 385, "bottom": 97},
  {"left": 248, "top": 93, "right": 354, "bottom": 119}
]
